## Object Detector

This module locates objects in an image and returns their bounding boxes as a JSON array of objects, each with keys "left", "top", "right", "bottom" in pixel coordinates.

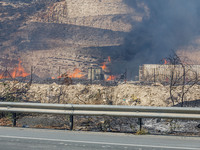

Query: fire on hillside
[
  {"left": 0, "top": 59, "right": 30, "bottom": 79},
  {"left": 0, "top": 56, "right": 125, "bottom": 85},
  {"left": 100, "top": 56, "right": 116, "bottom": 81}
]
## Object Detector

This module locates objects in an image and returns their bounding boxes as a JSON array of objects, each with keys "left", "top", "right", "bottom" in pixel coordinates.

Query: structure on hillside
[
  {"left": 88, "top": 67, "right": 104, "bottom": 81},
  {"left": 139, "top": 64, "right": 200, "bottom": 83}
]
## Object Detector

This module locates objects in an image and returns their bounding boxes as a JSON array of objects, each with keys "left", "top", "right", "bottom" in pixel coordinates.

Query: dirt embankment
[{"left": 1, "top": 81, "right": 200, "bottom": 107}]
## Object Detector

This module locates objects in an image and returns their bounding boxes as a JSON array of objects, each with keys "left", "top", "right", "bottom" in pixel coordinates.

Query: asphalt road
[{"left": 0, "top": 127, "right": 199, "bottom": 150}]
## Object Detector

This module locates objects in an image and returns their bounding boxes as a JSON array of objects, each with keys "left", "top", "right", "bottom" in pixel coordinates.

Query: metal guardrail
[{"left": 0, "top": 102, "right": 200, "bottom": 130}]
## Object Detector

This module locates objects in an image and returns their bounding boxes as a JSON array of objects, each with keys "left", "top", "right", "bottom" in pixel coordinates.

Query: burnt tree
[{"left": 166, "top": 51, "right": 200, "bottom": 107}]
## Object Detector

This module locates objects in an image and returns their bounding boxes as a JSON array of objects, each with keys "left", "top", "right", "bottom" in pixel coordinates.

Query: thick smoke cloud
[{"left": 121, "top": 0, "right": 200, "bottom": 78}]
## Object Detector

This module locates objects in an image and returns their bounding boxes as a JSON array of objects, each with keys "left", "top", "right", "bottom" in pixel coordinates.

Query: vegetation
[
  {"left": 165, "top": 51, "right": 200, "bottom": 106},
  {"left": 0, "top": 81, "right": 31, "bottom": 102},
  {"left": 136, "top": 128, "right": 148, "bottom": 135}
]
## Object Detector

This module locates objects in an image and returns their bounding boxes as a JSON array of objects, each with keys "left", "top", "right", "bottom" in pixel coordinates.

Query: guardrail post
[
  {"left": 138, "top": 118, "right": 142, "bottom": 131},
  {"left": 12, "top": 113, "right": 17, "bottom": 127},
  {"left": 69, "top": 115, "right": 73, "bottom": 130}
]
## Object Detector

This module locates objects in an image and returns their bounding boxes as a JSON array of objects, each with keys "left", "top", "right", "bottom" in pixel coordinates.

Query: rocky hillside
[
  {"left": 1, "top": 0, "right": 200, "bottom": 79},
  {"left": 0, "top": 0, "right": 146, "bottom": 78}
]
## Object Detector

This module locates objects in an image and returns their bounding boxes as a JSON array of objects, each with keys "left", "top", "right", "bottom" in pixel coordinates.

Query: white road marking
[{"left": 0, "top": 135, "right": 199, "bottom": 150}]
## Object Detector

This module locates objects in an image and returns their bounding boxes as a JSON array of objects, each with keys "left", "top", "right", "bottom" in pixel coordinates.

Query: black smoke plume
[{"left": 121, "top": 0, "right": 200, "bottom": 79}]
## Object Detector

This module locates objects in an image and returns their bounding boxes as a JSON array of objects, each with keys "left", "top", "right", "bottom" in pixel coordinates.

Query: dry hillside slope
[{"left": 0, "top": 0, "right": 146, "bottom": 78}]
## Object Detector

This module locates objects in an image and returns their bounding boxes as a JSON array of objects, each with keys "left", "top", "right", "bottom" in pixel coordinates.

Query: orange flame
[
  {"left": 51, "top": 69, "right": 84, "bottom": 80},
  {"left": 11, "top": 59, "right": 30, "bottom": 78},
  {"left": 0, "top": 59, "right": 30, "bottom": 79},
  {"left": 108, "top": 56, "right": 111, "bottom": 62},
  {"left": 68, "top": 68, "right": 84, "bottom": 78},
  {"left": 100, "top": 56, "right": 111, "bottom": 71},
  {"left": 106, "top": 75, "right": 116, "bottom": 81},
  {"left": 100, "top": 62, "right": 107, "bottom": 70},
  {"left": 0, "top": 73, "right": 10, "bottom": 79},
  {"left": 163, "top": 59, "right": 168, "bottom": 65},
  {"left": 57, "top": 76, "right": 61, "bottom": 79},
  {"left": 0, "top": 74, "right": 4, "bottom": 79},
  {"left": 51, "top": 76, "right": 61, "bottom": 79}
]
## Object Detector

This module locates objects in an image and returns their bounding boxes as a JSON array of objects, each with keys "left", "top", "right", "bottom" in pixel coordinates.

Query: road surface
[{"left": 0, "top": 127, "right": 199, "bottom": 150}]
